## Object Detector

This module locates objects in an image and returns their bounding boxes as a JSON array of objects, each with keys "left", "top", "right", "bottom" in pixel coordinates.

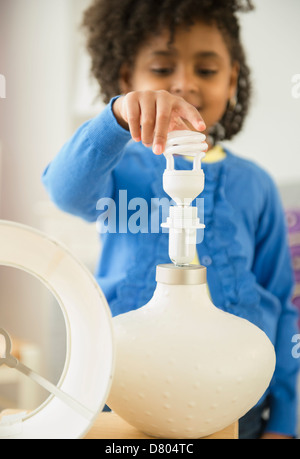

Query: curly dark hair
[{"left": 82, "top": 0, "right": 254, "bottom": 142}]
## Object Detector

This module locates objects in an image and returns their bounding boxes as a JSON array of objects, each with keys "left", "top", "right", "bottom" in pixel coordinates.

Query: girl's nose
[{"left": 170, "top": 68, "right": 199, "bottom": 97}]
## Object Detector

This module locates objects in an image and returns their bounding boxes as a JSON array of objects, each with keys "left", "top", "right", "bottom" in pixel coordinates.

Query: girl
[{"left": 42, "top": 0, "right": 299, "bottom": 439}]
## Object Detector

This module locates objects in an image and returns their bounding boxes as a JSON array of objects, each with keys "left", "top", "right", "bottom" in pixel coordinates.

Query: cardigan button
[{"left": 201, "top": 255, "right": 212, "bottom": 266}]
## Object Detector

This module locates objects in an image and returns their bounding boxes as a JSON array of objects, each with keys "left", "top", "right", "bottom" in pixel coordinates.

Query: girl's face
[{"left": 120, "top": 21, "right": 239, "bottom": 135}]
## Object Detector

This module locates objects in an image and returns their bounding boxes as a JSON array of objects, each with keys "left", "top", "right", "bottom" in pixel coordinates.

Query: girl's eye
[
  {"left": 150, "top": 68, "right": 173, "bottom": 76},
  {"left": 197, "top": 69, "right": 218, "bottom": 77}
]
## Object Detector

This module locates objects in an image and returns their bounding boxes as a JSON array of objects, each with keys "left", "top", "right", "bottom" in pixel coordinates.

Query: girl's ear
[
  {"left": 119, "top": 63, "right": 133, "bottom": 94},
  {"left": 228, "top": 61, "right": 240, "bottom": 100}
]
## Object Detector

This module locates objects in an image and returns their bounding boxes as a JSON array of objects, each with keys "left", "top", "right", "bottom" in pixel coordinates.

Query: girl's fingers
[
  {"left": 121, "top": 91, "right": 206, "bottom": 154},
  {"left": 176, "top": 100, "right": 206, "bottom": 132},
  {"left": 153, "top": 94, "right": 172, "bottom": 155},
  {"left": 169, "top": 113, "right": 191, "bottom": 132},
  {"left": 153, "top": 94, "right": 205, "bottom": 154},
  {"left": 139, "top": 92, "right": 156, "bottom": 147},
  {"left": 123, "top": 93, "right": 142, "bottom": 142}
]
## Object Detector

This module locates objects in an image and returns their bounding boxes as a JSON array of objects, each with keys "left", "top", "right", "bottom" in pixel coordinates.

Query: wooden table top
[
  {"left": 84, "top": 412, "right": 239, "bottom": 439},
  {"left": 0, "top": 409, "right": 238, "bottom": 439}
]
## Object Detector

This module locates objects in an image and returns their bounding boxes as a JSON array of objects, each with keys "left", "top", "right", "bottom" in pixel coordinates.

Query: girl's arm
[
  {"left": 42, "top": 91, "right": 205, "bottom": 221},
  {"left": 42, "top": 97, "right": 132, "bottom": 222},
  {"left": 252, "top": 175, "right": 299, "bottom": 437}
]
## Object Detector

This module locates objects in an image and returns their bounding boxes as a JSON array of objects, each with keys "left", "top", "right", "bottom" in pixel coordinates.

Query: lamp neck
[{"left": 155, "top": 264, "right": 206, "bottom": 285}]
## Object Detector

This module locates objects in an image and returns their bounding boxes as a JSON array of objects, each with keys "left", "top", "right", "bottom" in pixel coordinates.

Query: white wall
[
  {"left": 0, "top": 0, "right": 73, "bottom": 226},
  {"left": 224, "top": 0, "right": 300, "bottom": 187}
]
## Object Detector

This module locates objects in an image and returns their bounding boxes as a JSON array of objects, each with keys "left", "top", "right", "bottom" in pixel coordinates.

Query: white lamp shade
[{"left": 0, "top": 220, "right": 114, "bottom": 439}]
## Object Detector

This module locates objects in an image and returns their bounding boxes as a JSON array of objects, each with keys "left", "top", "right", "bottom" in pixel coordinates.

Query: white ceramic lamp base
[{"left": 107, "top": 264, "right": 276, "bottom": 439}]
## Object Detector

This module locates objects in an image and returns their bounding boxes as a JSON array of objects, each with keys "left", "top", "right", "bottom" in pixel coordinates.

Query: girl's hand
[{"left": 112, "top": 90, "right": 206, "bottom": 155}]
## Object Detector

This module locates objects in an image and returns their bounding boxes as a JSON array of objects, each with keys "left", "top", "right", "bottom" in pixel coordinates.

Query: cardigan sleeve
[
  {"left": 252, "top": 172, "right": 299, "bottom": 436},
  {"left": 42, "top": 97, "right": 132, "bottom": 222}
]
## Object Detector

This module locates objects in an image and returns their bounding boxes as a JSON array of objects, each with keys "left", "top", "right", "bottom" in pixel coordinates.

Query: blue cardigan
[{"left": 42, "top": 98, "right": 299, "bottom": 436}]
